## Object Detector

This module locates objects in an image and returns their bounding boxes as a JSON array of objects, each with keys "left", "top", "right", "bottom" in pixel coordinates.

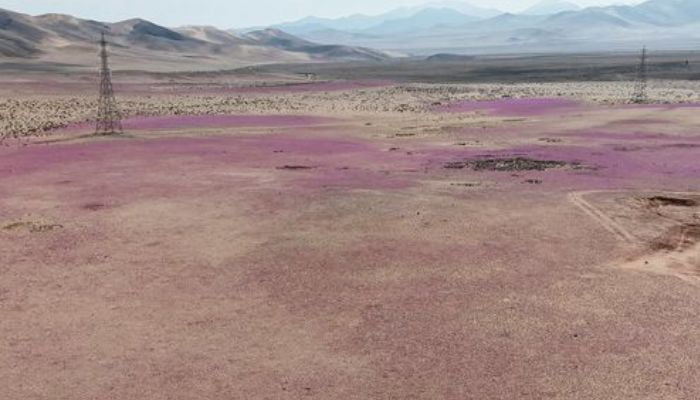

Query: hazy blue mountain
[
  {"left": 278, "top": 0, "right": 700, "bottom": 55},
  {"left": 540, "top": 8, "right": 636, "bottom": 30},
  {"left": 407, "top": 1, "right": 503, "bottom": 18},
  {"left": 268, "top": 1, "right": 503, "bottom": 36},
  {"left": 294, "top": 27, "right": 381, "bottom": 44},
  {"left": 278, "top": 15, "right": 388, "bottom": 33},
  {"left": 523, "top": 0, "right": 581, "bottom": 15},
  {"left": 361, "top": 8, "right": 480, "bottom": 35},
  {"left": 539, "top": 0, "right": 700, "bottom": 29},
  {"left": 465, "top": 13, "right": 550, "bottom": 32},
  {"left": 271, "top": 9, "right": 418, "bottom": 35},
  {"left": 632, "top": 0, "right": 700, "bottom": 25}
]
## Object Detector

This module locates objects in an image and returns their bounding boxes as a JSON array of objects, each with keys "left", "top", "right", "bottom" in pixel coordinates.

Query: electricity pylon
[
  {"left": 95, "top": 32, "right": 123, "bottom": 135},
  {"left": 631, "top": 46, "right": 648, "bottom": 104}
]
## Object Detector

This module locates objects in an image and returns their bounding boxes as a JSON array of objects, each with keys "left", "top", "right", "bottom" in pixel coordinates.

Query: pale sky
[{"left": 0, "top": 0, "right": 643, "bottom": 28}]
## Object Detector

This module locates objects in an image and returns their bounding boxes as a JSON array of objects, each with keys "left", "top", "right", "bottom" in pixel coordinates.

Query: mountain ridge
[
  {"left": 0, "top": 8, "right": 391, "bottom": 70},
  {"left": 272, "top": 0, "right": 700, "bottom": 55}
]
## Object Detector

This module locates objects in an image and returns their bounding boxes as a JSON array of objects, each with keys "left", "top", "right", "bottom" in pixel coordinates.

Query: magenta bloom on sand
[
  {"left": 53, "top": 114, "right": 335, "bottom": 134},
  {"left": 122, "top": 115, "right": 334, "bottom": 130}
]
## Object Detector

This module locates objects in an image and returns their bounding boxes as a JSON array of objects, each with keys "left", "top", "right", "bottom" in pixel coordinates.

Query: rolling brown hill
[
  {"left": 0, "top": 8, "right": 390, "bottom": 71},
  {"left": 243, "top": 28, "right": 389, "bottom": 62}
]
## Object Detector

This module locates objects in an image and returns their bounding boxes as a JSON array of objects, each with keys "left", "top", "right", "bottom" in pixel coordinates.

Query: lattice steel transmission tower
[
  {"left": 631, "top": 46, "right": 648, "bottom": 104},
  {"left": 95, "top": 32, "right": 123, "bottom": 135}
]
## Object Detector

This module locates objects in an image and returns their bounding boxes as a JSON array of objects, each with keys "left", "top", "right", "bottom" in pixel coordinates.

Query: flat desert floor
[{"left": 1, "top": 74, "right": 700, "bottom": 399}]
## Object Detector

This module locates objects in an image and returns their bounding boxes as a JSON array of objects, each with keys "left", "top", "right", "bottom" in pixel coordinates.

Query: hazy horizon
[{"left": 0, "top": 0, "right": 643, "bottom": 29}]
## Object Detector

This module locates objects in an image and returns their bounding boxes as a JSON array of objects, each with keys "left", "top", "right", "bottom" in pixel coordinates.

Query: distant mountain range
[
  {"left": 1, "top": 0, "right": 699, "bottom": 71},
  {"left": 0, "top": 8, "right": 389, "bottom": 71},
  {"left": 254, "top": 2, "right": 500, "bottom": 38},
  {"left": 260, "top": 0, "right": 700, "bottom": 55}
]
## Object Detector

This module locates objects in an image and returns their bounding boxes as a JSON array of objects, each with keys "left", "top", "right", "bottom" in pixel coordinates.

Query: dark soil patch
[
  {"left": 650, "top": 223, "right": 700, "bottom": 251},
  {"left": 82, "top": 203, "right": 106, "bottom": 211},
  {"left": 647, "top": 196, "right": 698, "bottom": 208},
  {"left": 615, "top": 144, "right": 700, "bottom": 152},
  {"left": 659, "top": 143, "right": 700, "bottom": 149},
  {"left": 444, "top": 161, "right": 468, "bottom": 169},
  {"left": 445, "top": 157, "right": 574, "bottom": 172},
  {"left": 612, "top": 146, "right": 643, "bottom": 152}
]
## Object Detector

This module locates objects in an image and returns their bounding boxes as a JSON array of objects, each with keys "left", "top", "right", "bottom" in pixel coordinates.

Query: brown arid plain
[{"left": 2, "top": 56, "right": 700, "bottom": 399}]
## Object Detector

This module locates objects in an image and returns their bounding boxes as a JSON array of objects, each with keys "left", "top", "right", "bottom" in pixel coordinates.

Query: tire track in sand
[
  {"left": 569, "top": 190, "right": 700, "bottom": 285},
  {"left": 568, "top": 191, "right": 638, "bottom": 245}
]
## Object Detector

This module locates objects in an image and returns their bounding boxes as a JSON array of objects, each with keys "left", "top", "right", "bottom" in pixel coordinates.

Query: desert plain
[{"left": 2, "top": 55, "right": 700, "bottom": 399}]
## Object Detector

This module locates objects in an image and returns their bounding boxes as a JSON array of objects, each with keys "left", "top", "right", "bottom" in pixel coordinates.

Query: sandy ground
[{"left": 1, "top": 78, "right": 700, "bottom": 399}]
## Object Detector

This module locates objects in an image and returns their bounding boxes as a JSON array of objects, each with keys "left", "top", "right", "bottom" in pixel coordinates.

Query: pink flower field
[
  {"left": 3, "top": 95, "right": 700, "bottom": 400},
  {"left": 121, "top": 114, "right": 335, "bottom": 130}
]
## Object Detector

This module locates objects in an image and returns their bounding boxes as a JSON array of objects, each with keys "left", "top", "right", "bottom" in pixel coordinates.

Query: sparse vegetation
[
  {"left": 2, "top": 221, "right": 63, "bottom": 233},
  {"left": 3, "top": 79, "right": 700, "bottom": 141}
]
